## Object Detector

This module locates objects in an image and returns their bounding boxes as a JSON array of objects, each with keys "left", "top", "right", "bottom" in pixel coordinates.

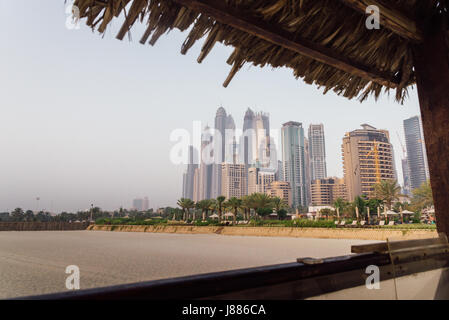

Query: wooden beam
[
  {"left": 339, "top": 0, "right": 423, "bottom": 42},
  {"left": 171, "top": 0, "right": 399, "bottom": 88},
  {"left": 413, "top": 17, "right": 449, "bottom": 238}
]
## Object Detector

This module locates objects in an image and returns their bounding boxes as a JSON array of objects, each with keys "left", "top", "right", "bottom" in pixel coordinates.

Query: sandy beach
[{"left": 0, "top": 230, "right": 373, "bottom": 299}]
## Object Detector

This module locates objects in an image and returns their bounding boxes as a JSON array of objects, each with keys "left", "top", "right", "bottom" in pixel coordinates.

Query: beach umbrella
[
  {"left": 223, "top": 212, "right": 234, "bottom": 221},
  {"left": 269, "top": 213, "right": 278, "bottom": 219},
  {"left": 385, "top": 210, "right": 399, "bottom": 216},
  {"left": 210, "top": 213, "right": 219, "bottom": 219},
  {"left": 401, "top": 210, "right": 414, "bottom": 215}
]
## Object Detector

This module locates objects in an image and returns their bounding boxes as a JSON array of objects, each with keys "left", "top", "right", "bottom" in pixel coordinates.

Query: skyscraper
[
  {"left": 214, "top": 107, "right": 228, "bottom": 164},
  {"left": 211, "top": 107, "right": 227, "bottom": 199},
  {"left": 241, "top": 108, "right": 271, "bottom": 167},
  {"left": 242, "top": 108, "right": 256, "bottom": 166},
  {"left": 199, "top": 126, "right": 214, "bottom": 200},
  {"left": 143, "top": 197, "right": 150, "bottom": 211},
  {"left": 402, "top": 158, "right": 412, "bottom": 196},
  {"left": 281, "top": 122, "right": 307, "bottom": 208},
  {"left": 276, "top": 160, "right": 284, "bottom": 181},
  {"left": 304, "top": 137, "right": 311, "bottom": 206},
  {"left": 211, "top": 107, "right": 236, "bottom": 198},
  {"left": 193, "top": 167, "right": 201, "bottom": 202},
  {"left": 225, "top": 114, "right": 237, "bottom": 164},
  {"left": 182, "top": 145, "right": 199, "bottom": 200},
  {"left": 132, "top": 198, "right": 143, "bottom": 211},
  {"left": 254, "top": 111, "right": 270, "bottom": 167},
  {"left": 308, "top": 124, "right": 327, "bottom": 180},
  {"left": 404, "top": 116, "right": 430, "bottom": 190},
  {"left": 342, "top": 124, "right": 396, "bottom": 200}
]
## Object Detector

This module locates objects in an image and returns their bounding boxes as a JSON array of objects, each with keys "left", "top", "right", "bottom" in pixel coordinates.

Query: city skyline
[
  {"left": 1, "top": 2, "right": 422, "bottom": 212},
  {"left": 2, "top": 105, "right": 425, "bottom": 212},
  {"left": 183, "top": 108, "right": 423, "bottom": 210}
]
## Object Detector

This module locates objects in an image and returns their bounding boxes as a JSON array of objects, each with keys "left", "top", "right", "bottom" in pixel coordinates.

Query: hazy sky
[{"left": 0, "top": 1, "right": 421, "bottom": 212}]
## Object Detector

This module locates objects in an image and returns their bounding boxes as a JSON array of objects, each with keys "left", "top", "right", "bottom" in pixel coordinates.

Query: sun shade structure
[
  {"left": 73, "top": 0, "right": 422, "bottom": 102},
  {"left": 73, "top": 0, "right": 449, "bottom": 237}
]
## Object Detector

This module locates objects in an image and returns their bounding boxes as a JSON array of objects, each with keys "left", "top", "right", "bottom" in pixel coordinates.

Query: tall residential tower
[
  {"left": 211, "top": 107, "right": 236, "bottom": 198},
  {"left": 182, "top": 145, "right": 199, "bottom": 200},
  {"left": 308, "top": 124, "right": 327, "bottom": 180},
  {"left": 403, "top": 116, "right": 430, "bottom": 190},
  {"left": 281, "top": 122, "right": 307, "bottom": 208}
]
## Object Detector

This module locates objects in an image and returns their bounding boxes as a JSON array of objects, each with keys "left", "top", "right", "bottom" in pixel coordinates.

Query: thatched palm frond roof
[{"left": 73, "top": 0, "right": 423, "bottom": 103}]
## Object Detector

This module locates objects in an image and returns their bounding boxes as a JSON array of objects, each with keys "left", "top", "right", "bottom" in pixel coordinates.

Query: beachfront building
[
  {"left": 266, "top": 181, "right": 292, "bottom": 208},
  {"left": 310, "top": 177, "right": 347, "bottom": 206},
  {"left": 248, "top": 167, "right": 276, "bottom": 195},
  {"left": 342, "top": 124, "right": 396, "bottom": 201}
]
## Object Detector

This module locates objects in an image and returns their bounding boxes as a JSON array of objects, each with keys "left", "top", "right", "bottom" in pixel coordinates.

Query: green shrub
[
  {"left": 244, "top": 219, "right": 336, "bottom": 228},
  {"left": 295, "top": 219, "right": 336, "bottom": 228},
  {"left": 95, "top": 218, "right": 109, "bottom": 225}
]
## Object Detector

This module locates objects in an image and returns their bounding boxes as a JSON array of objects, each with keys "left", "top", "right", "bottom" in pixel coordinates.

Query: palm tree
[
  {"left": 196, "top": 199, "right": 212, "bottom": 221},
  {"left": 225, "top": 197, "right": 242, "bottom": 224},
  {"left": 216, "top": 196, "right": 226, "bottom": 221},
  {"left": 247, "top": 194, "right": 259, "bottom": 219},
  {"left": 11, "top": 208, "right": 24, "bottom": 222},
  {"left": 373, "top": 180, "right": 403, "bottom": 210},
  {"left": 412, "top": 180, "right": 433, "bottom": 211},
  {"left": 186, "top": 199, "right": 196, "bottom": 220},
  {"left": 353, "top": 196, "right": 366, "bottom": 220},
  {"left": 250, "top": 193, "right": 274, "bottom": 219},
  {"left": 24, "top": 210, "right": 35, "bottom": 222},
  {"left": 334, "top": 198, "right": 346, "bottom": 211},
  {"left": 177, "top": 198, "right": 194, "bottom": 221},
  {"left": 271, "top": 197, "right": 287, "bottom": 213},
  {"left": 241, "top": 196, "right": 251, "bottom": 220},
  {"left": 208, "top": 199, "right": 217, "bottom": 218}
]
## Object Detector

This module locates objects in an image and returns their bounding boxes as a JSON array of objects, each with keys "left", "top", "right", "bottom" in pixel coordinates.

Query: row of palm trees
[
  {"left": 330, "top": 180, "right": 433, "bottom": 219},
  {"left": 176, "top": 193, "right": 288, "bottom": 224},
  {"left": 372, "top": 179, "right": 433, "bottom": 213}
]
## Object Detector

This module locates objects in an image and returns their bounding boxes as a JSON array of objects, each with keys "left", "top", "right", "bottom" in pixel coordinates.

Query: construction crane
[{"left": 364, "top": 141, "right": 381, "bottom": 184}]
